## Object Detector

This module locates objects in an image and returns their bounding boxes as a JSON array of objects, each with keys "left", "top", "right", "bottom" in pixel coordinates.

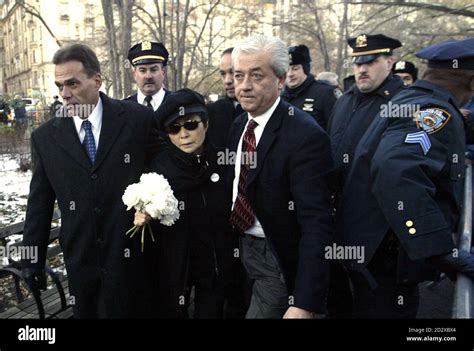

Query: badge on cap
[
  {"left": 141, "top": 41, "right": 152, "bottom": 51},
  {"left": 395, "top": 61, "right": 406, "bottom": 70},
  {"left": 405, "top": 131, "right": 431, "bottom": 155},
  {"left": 414, "top": 108, "right": 451, "bottom": 134},
  {"left": 210, "top": 173, "right": 220, "bottom": 183},
  {"left": 289, "top": 53, "right": 293, "bottom": 65},
  {"left": 356, "top": 35, "right": 367, "bottom": 48}
]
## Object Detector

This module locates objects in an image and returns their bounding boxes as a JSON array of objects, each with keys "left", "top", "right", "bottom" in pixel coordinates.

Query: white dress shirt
[
  {"left": 137, "top": 88, "right": 166, "bottom": 111},
  {"left": 73, "top": 97, "right": 103, "bottom": 149},
  {"left": 232, "top": 97, "right": 280, "bottom": 238}
]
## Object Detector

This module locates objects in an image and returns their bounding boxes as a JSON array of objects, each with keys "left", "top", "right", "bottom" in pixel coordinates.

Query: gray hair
[{"left": 232, "top": 35, "right": 289, "bottom": 78}]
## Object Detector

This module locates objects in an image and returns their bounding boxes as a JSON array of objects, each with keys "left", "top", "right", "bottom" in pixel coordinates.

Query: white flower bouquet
[{"left": 122, "top": 173, "right": 180, "bottom": 251}]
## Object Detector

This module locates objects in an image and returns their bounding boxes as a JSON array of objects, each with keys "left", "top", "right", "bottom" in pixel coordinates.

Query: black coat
[
  {"left": 21, "top": 93, "right": 159, "bottom": 318},
  {"left": 228, "top": 100, "right": 334, "bottom": 313},
  {"left": 147, "top": 141, "right": 235, "bottom": 317},
  {"left": 206, "top": 97, "right": 244, "bottom": 148},
  {"left": 281, "top": 74, "right": 342, "bottom": 130},
  {"left": 335, "top": 80, "right": 465, "bottom": 284},
  {"left": 328, "top": 74, "right": 404, "bottom": 197}
]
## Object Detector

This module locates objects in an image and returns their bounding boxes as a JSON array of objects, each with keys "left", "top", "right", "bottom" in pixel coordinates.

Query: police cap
[
  {"left": 128, "top": 41, "right": 169, "bottom": 66},
  {"left": 416, "top": 37, "right": 474, "bottom": 70},
  {"left": 348, "top": 33, "right": 402, "bottom": 64}
]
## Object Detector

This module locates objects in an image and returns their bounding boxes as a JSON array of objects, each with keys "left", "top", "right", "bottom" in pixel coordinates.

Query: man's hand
[
  {"left": 22, "top": 268, "right": 47, "bottom": 292},
  {"left": 428, "top": 250, "right": 474, "bottom": 280},
  {"left": 283, "top": 306, "right": 314, "bottom": 319}
]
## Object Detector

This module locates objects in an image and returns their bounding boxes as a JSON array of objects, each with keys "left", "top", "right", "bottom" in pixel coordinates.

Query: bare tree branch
[
  {"left": 16, "top": 0, "right": 62, "bottom": 47},
  {"left": 346, "top": 1, "right": 474, "bottom": 18}
]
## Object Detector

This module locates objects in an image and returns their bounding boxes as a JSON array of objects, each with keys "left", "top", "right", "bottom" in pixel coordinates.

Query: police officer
[
  {"left": 328, "top": 34, "right": 404, "bottom": 198},
  {"left": 335, "top": 37, "right": 474, "bottom": 318},
  {"left": 282, "top": 44, "right": 342, "bottom": 130},
  {"left": 126, "top": 41, "right": 170, "bottom": 111},
  {"left": 326, "top": 33, "right": 404, "bottom": 318},
  {"left": 393, "top": 60, "right": 418, "bottom": 86},
  {"left": 207, "top": 47, "right": 245, "bottom": 148}
]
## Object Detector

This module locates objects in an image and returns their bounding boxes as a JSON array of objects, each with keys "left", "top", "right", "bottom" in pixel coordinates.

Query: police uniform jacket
[
  {"left": 335, "top": 80, "right": 465, "bottom": 284},
  {"left": 282, "top": 74, "right": 341, "bottom": 130},
  {"left": 328, "top": 74, "right": 404, "bottom": 197}
]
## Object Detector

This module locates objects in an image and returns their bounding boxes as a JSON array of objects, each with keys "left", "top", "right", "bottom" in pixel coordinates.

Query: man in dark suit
[
  {"left": 229, "top": 35, "right": 334, "bottom": 318},
  {"left": 21, "top": 44, "right": 158, "bottom": 318},
  {"left": 124, "top": 41, "right": 170, "bottom": 111},
  {"left": 207, "top": 47, "right": 245, "bottom": 148}
]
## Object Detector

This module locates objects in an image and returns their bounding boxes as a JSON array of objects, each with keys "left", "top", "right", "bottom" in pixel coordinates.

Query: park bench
[{"left": 0, "top": 210, "right": 73, "bottom": 319}]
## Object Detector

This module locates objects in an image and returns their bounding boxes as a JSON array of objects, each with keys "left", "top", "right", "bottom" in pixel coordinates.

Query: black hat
[
  {"left": 348, "top": 33, "right": 402, "bottom": 64},
  {"left": 156, "top": 88, "right": 207, "bottom": 129},
  {"left": 392, "top": 60, "right": 418, "bottom": 80},
  {"left": 128, "top": 41, "right": 169, "bottom": 66},
  {"left": 289, "top": 45, "right": 311, "bottom": 65},
  {"left": 416, "top": 37, "right": 474, "bottom": 70},
  {"left": 289, "top": 45, "right": 311, "bottom": 75}
]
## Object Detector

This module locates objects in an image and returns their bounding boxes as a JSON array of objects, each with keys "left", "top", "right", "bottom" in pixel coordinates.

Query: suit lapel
[
  {"left": 53, "top": 116, "right": 92, "bottom": 171},
  {"left": 245, "top": 100, "right": 284, "bottom": 188},
  {"left": 229, "top": 114, "right": 247, "bottom": 153},
  {"left": 93, "top": 93, "right": 126, "bottom": 171}
]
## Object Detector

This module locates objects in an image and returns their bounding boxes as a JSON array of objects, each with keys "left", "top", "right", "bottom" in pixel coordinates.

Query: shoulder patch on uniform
[
  {"left": 414, "top": 108, "right": 451, "bottom": 134},
  {"left": 405, "top": 131, "right": 431, "bottom": 155},
  {"left": 333, "top": 88, "right": 343, "bottom": 99}
]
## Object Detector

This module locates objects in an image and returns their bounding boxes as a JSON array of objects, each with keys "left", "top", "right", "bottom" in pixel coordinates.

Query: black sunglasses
[{"left": 166, "top": 120, "right": 203, "bottom": 135}]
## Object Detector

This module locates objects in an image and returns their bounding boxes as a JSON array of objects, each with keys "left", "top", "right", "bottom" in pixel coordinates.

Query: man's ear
[
  {"left": 386, "top": 56, "right": 395, "bottom": 71},
  {"left": 95, "top": 73, "right": 103, "bottom": 89},
  {"left": 278, "top": 73, "right": 287, "bottom": 90}
]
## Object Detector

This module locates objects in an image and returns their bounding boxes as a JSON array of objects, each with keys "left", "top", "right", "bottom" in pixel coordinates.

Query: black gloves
[
  {"left": 22, "top": 268, "right": 47, "bottom": 292},
  {"left": 428, "top": 250, "right": 474, "bottom": 280}
]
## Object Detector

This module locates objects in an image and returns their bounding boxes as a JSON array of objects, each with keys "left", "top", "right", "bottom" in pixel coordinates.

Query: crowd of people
[{"left": 18, "top": 32, "right": 474, "bottom": 319}]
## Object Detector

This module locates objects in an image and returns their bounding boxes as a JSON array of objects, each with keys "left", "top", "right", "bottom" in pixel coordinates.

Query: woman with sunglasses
[{"left": 134, "top": 88, "right": 235, "bottom": 318}]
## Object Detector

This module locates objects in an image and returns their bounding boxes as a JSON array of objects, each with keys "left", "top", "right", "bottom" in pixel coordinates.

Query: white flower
[
  {"left": 122, "top": 183, "right": 144, "bottom": 211},
  {"left": 123, "top": 172, "right": 180, "bottom": 225}
]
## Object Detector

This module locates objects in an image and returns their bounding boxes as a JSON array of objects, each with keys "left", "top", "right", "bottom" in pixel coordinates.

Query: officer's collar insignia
[
  {"left": 141, "top": 41, "right": 152, "bottom": 51},
  {"left": 356, "top": 35, "right": 367, "bottom": 48},
  {"left": 405, "top": 131, "right": 431, "bottom": 155},
  {"left": 334, "top": 88, "right": 343, "bottom": 99},
  {"left": 395, "top": 61, "right": 406, "bottom": 70},
  {"left": 414, "top": 108, "right": 451, "bottom": 134}
]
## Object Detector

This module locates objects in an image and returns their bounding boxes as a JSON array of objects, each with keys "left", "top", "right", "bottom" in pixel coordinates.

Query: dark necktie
[
  {"left": 230, "top": 119, "right": 258, "bottom": 233},
  {"left": 144, "top": 95, "right": 154, "bottom": 110},
  {"left": 82, "top": 120, "right": 96, "bottom": 164}
]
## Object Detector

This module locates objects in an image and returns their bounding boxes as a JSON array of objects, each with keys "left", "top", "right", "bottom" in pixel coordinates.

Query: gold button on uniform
[
  {"left": 405, "top": 220, "right": 413, "bottom": 227},
  {"left": 409, "top": 228, "right": 416, "bottom": 235}
]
